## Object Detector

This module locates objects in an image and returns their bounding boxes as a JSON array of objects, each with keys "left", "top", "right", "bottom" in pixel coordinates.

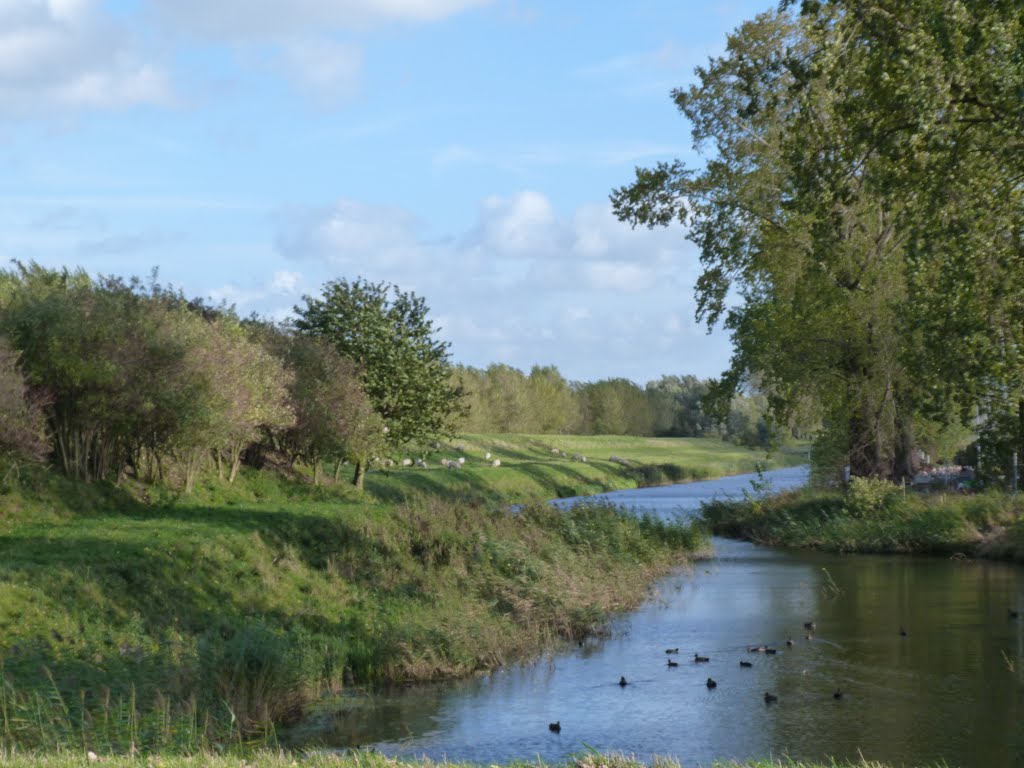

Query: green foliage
[
  {"left": 612, "top": 2, "right": 1024, "bottom": 481},
  {"left": 248, "top": 324, "right": 383, "bottom": 485},
  {"left": 294, "top": 278, "right": 466, "bottom": 450},
  {"left": 0, "top": 264, "right": 294, "bottom": 492},
  {"left": 701, "top": 485, "right": 1005, "bottom": 555},
  {"left": 0, "top": 336, "right": 48, "bottom": 468},
  {"left": 844, "top": 477, "right": 903, "bottom": 518}
]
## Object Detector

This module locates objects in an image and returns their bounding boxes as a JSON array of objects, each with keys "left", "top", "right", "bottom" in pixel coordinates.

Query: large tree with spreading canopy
[{"left": 612, "top": 1, "right": 1024, "bottom": 480}]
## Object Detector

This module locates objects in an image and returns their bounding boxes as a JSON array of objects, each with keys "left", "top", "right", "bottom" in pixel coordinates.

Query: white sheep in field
[
  {"left": 415, "top": 458, "right": 428, "bottom": 468},
  {"left": 401, "top": 458, "right": 413, "bottom": 467},
  {"left": 491, "top": 459, "right": 501, "bottom": 467},
  {"left": 458, "top": 457, "right": 465, "bottom": 465},
  {"left": 485, "top": 452, "right": 491, "bottom": 460}
]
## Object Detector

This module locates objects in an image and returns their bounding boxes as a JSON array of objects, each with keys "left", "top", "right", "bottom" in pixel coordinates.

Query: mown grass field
[
  {"left": 364, "top": 434, "right": 808, "bottom": 502},
  {"left": 0, "top": 435, "right": 759, "bottom": 753}
]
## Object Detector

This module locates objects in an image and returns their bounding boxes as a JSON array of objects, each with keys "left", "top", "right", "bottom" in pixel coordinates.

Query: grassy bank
[
  {"left": 702, "top": 478, "right": 1024, "bottom": 558},
  {"left": 363, "top": 434, "right": 807, "bottom": 502},
  {"left": 0, "top": 751, "right": 936, "bottom": 768},
  {"left": 0, "top": 457, "right": 707, "bottom": 753}
]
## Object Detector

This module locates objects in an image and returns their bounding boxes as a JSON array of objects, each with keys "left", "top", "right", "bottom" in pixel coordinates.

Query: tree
[
  {"left": 294, "top": 278, "right": 465, "bottom": 485},
  {"left": 526, "top": 365, "right": 579, "bottom": 434},
  {"left": 0, "top": 336, "right": 48, "bottom": 468},
  {"left": 252, "top": 324, "right": 384, "bottom": 487},
  {"left": 612, "top": 3, "right": 1024, "bottom": 480},
  {"left": 577, "top": 379, "right": 654, "bottom": 436}
]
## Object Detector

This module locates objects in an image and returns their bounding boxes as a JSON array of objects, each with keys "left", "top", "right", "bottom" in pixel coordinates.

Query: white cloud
[
  {"left": 151, "top": 0, "right": 494, "bottom": 40},
  {"left": 270, "top": 270, "right": 302, "bottom": 294},
  {"left": 277, "top": 38, "right": 362, "bottom": 103},
  {"left": 208, "top": 269, "right": 307, "bottom": 308},
  {"left": 276, "top": 199, "right": 431, "bottom": 271},
  {"left": 265, "top": 189, "right": 730, "bottom": 382},
  {"left": 464, "top": 190, "right": 561, "bottom": 257},
  {"left": 0, "top": 0, "right": 171, "bottom": 116},
  {"left": 581, "top": 261, "right": 656, "bottom": 292}
]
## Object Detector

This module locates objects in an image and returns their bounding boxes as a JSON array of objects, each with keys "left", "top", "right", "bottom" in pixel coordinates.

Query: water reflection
[{"left": 303, "top": 467, "right": 1024, "bottom": 768}]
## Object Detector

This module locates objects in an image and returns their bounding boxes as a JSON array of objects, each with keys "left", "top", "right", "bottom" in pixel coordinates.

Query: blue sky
[{"left": 0, "top": 0, "right": 773, "bottom": 384}]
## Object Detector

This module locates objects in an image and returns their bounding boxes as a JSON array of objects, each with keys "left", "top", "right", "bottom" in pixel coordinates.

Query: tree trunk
[
  {"left": 352, "top": 460, "right": 365, "bottom": 490},
  {"left": 313, "top": 460, "right": 322, "bottom": 486}
]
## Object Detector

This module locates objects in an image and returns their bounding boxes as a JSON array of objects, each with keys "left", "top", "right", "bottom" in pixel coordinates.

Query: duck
[
  {"left": 706, "top": 677, "right": 717, "bottom": 689},
  {"left": 805, "top": 633, "right": 814, "bottom": 641},
  {"left": 667, "top": 658, "right": 679, "bottom": 668},
  {"left": 803, "top": 621, "right": 816, "bottom": 630},
  {"left": 549, "top": 721, "right": 561, "bottom": 733},
  {"left": 1010, "top": 609, "right": 1020, "bottom": 619},
  {"left": 899, "top": 626, "right": 908, "bottom": 637},
  {"left": 765, "top": 648, "right": 777, "bottom": 655},
  {"left": 619, "top": 676, "right": 628, "bottom": 687},
  {"left": 665, "top": 647, "right": 680, "bottom": 654},
  {"left": 786, "top": 637, "right": 794, "bottom": 647},
  {"left": 764, "top": 692, "right": 778, "bottom": 704},
  {"left": 694, "top": 653, "right": 710, "bottom": 663},
  {"left": 748, "top": 645, "right": 767, "bottom": 653},
  {"left": 739, "top": 660, "right": 753, "bottom": 668},
  {"left": 833, "top": 689, "right": 843, "bottom": 700}
]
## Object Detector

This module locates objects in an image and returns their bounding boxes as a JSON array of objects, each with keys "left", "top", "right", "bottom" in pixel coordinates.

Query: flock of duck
[{"left": 547, "top": 620, "right": 882, "bottom": 735}]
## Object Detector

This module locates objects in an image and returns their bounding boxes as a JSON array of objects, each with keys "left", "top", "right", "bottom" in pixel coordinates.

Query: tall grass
[
  {"left": 702, "top": 485, "right": 1024, "bottom": 558},
  {"left": 0, "top": 750, "right": 945, "bottom": 768},
  {"left": 0, "top": 466, "right": 707, "bottom": 754}
]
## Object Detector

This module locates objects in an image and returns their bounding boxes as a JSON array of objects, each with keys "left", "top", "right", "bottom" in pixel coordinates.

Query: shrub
[{"left": 844, "top": 477, "right": 902, "bottom": 517}]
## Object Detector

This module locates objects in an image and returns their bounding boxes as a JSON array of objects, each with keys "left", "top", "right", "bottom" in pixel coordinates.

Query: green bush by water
[{"left": 701, "top": 484, "right": 1024, "bottom": 557}]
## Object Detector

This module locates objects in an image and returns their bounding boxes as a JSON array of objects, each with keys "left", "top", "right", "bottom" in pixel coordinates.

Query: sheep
[
  {"left": 401, "top": 458, "right": 413, "bottom": 467},
  {"left": 491, "top": 459, "right": 501, "bottom": 468},
  {"left": 415, "top": 458, "right": 428, "bottom": 468},
  {"left": 485, "top": 452, "right": 491, "bottom": 460},
  {"left": 457, "top": 457, "right": 465, "bottom": 465},
  {"left": 572, "top": 453, "right": 587, "bottom": 463}
]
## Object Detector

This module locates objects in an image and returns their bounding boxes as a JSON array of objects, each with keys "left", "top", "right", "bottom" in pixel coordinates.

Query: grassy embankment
[
  {"left": 0, "top": 752, "right": 931, "bottom": 768},
  {"left": 702, "top": 477, "right": 1024, "bottom": 559},
  {"left": 363, "top": 433, "right": 808, "bottom": 503},
  {"left": 0, "top": 433, "right": 794, "bottom": 753}
]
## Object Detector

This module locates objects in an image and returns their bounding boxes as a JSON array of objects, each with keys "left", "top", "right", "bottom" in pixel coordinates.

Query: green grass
[
  {"left": 364, "top": 434, "right": 808, "bottom": 502},
  {"left": 702, "top": 482, "right": 1024, "bottom": 558},
  {"left": 0, "top": 455, "right": 709, "bottom": 752},
  {"left": 0, "top": 750, "right": 939, "bottom": 768}
]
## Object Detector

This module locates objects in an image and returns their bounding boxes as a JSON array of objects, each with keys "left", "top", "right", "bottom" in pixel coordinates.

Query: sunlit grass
[
  {"left": 0, "top": 750, "right": 942, "bottom": 768},
  {"left": 0, "top": 459, "right": 709, "bottom": 753},
  {"left": 365, "top": 434, "right": 807, "bottom": 502}
]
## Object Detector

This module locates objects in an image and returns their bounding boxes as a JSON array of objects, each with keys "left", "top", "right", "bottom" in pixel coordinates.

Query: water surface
[{"left": 315, "top": 467, "right": 1024, "bottom": 767}]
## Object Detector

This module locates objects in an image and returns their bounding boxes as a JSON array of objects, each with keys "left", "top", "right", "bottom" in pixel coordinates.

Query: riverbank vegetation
[
  {"left": 0, "top": 751, "right": 931, "bottom": 768},
  {"left": 0, "top": 465, "right": 707, "bottom": 753},
  {"left": 702, "top": 479, "right": 1024, "bottom": 559}
]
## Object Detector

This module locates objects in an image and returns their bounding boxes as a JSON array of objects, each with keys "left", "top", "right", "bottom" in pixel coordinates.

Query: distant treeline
[{"left": 456, "top": 364, "right": 778, "bottom": 448}]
